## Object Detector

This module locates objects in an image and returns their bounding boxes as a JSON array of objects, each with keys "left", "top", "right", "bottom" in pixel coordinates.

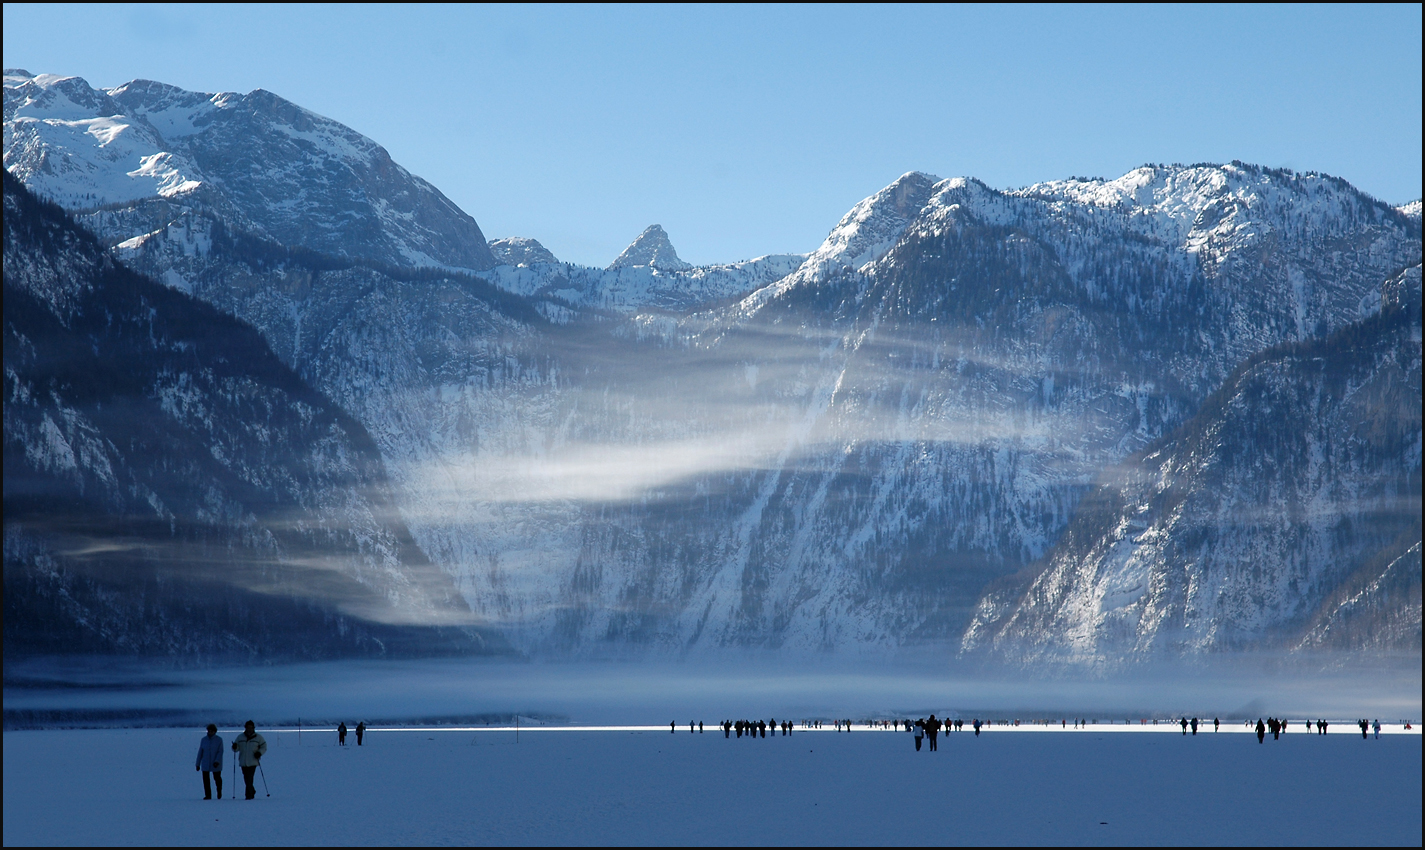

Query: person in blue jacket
[{"left": 196, "top": 724, "right": 224, "bottom": 799}]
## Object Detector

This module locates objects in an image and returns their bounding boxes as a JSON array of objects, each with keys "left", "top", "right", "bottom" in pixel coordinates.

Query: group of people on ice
[
  {"left": 195, "top": 719, "right": 373, "bottom": 800},
  {"left": 1252, "top": 717, "right": 1385, "bottom": 742},
  {"left": 903, "top": 715, "right": 976, "bottom": 750},
  {"left": 1176, "top": 716, "right": 1219, "bottom": 734},
  {"left": 718, "top": 718, "right": 794, "bottom": 737}
]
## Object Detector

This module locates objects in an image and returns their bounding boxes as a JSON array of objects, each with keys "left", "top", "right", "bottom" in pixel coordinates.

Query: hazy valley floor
[{"left": 3, "top": 725, "right": 1419, "bottom": 846}]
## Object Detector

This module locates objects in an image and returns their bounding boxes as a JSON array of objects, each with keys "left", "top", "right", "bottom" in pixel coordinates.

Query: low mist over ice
[{"left": 6, "top": 656, "right": 1419, "bottom": 728}]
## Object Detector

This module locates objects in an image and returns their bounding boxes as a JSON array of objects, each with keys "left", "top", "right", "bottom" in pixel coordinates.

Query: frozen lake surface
[{"left": 4, "top": 724, "right": 1419, "bottom": 846}]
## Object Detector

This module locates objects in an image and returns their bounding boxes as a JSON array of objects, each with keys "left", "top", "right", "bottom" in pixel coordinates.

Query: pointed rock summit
[{"left": 608, "top": 224, "right": 691, "bottom": 271}]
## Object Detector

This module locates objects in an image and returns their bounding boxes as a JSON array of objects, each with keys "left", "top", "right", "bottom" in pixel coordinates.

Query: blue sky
[{"left": 5, "top": 4, "right": 1421, "bottom": 266}]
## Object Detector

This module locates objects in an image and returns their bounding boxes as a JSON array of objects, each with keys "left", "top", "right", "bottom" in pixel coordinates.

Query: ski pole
[
  {"left": 258, "top": 760, "right": 270, "bottom": 797},
  {"left": 231, "top": 747, "right": 236, "bottom": 802}
]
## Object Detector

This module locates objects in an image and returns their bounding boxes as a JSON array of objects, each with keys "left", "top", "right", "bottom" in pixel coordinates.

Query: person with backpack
[
  {"left": 195, "top": 724, "right": 224, "bottom": 799},
  {"left": 231, "top": 720, "right": 268, "bottom": 800},
  {"left": 356, "top": 721, "right": 366, "bottom": 746}
]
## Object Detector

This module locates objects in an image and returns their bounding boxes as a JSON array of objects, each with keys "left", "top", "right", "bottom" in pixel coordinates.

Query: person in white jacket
[
  {"left": 195, "top": 724, "right": 224, "bottom": 799},
  {"left": 231, "top": 720, "right": 268, "bottom": 800}
]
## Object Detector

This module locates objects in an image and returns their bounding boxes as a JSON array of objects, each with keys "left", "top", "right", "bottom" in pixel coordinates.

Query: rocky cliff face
[
  {"left": 2, "top": 173, "right": 494, "bottom": 661},
  {"left": 963, "top": 266, "right": 1422, "bottom": 661}
]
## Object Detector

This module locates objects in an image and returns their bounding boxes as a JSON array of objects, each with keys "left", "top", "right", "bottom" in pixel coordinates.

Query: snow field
[{"left": 3, "top": 726, "right": 1419, "bottom": 846}]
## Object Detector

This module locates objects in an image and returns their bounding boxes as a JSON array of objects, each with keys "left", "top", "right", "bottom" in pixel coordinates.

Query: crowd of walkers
[
  {"left": 703, "top": 714, "right": 1407, "bottom": 745},
  {"left": 716, "top": 719, "right": 796, "bottom": 737},
  {"left": 193, "top": 711, "right": 1409, "bottom": 800},
  {"left": 708, "top": 715, "right": 987, "bottom": 749},
  {"left": 1249, "top": 717, "right": 1394, "bottom": 742}
]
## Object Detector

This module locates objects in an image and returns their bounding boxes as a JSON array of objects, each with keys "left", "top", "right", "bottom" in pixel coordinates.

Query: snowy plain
[{"left": 3, "top": 723, "right": 1420, "bottom": 846}]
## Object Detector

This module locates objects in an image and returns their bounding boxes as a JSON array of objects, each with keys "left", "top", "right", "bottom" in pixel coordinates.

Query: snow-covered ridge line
[
  {"left": 703, "top": 160, "right": 1419, "bottom": 331},
  {"left": 480, "top": 252, "right": 808, "bottom": 314},
  {"left": 3, "top": 69, "right": 496, "bottom": 270}
]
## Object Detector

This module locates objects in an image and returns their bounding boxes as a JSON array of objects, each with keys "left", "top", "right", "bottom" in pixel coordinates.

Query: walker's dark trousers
[
  {"left": 202, "top": 771, "right": 223, "bottom": 799},
  {"left": 929, "top": 732, "right": 938, "bottom": 751},
  {"left": 242, "top": 765, "right": 258, "bottom": 799}
]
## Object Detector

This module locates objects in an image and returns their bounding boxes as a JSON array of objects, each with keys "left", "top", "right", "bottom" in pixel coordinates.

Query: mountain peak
[
  {"left": 489, "top": 236, "right": 559, "bottom": 266},
  {"left": 792, "top": 171, "right": 942, "bottom": 282},
  {"left": 608, "top": 224, "right": 691, "bottom": 271},
  {"left": 4, "top": 72, "right": 122, "bottom": 121}
]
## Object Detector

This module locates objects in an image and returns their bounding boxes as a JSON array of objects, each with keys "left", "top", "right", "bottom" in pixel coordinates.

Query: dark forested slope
[{"left": 3, "top": 171, "right": 502, "bottom": 662}]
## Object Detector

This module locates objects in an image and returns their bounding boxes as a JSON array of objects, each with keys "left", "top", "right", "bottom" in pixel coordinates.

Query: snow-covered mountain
[
  {"left": 459, "top": 163, "right": 1414, "bottom": 656},
  {"left": 963, "top": 265, "right": 1422, "bottom": 662},
  {"left": 2, "top": 68, "right": 801, "bottom": 316},
  {"left": 2, "top": 172, "right": 494, "bottom": 661},
  {"left": 599, "top": 163, "right": 1420, "bottom": 656},
  {"left": 6, "top": 70, "right": 1419, "bottom": 664},
  {"left": 3, "top": 70, "right": 496, "bottom": 270}
]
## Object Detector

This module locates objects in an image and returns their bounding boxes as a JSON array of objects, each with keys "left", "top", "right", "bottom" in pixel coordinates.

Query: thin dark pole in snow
[{"left": 516, "top": 715, "right": 519, "bottom": 744}]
